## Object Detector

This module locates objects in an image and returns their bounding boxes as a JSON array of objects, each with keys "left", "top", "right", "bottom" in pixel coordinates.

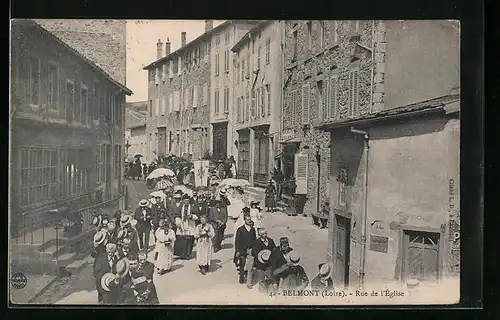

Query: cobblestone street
[{"left": 33, "top": 180, "right": 329, "bottom": 305}]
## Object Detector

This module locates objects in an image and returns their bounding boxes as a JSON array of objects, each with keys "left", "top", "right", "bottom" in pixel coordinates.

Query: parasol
[
  {"left": 219, "top": 178, "right": 251, "bottom": 188},
  {"left": 156, "top": 179, "right": 174, "bottom": 190},
  {"left": 134, "top": 154, "right": 143, "bottom": 158},
  {"left": 147, "top": 168, "right": 176, "bottom": 179}
]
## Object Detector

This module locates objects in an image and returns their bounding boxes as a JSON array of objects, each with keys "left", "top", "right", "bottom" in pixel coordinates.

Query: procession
[{"left": 87, "top": 157, "right": 336, "bottom": 305}]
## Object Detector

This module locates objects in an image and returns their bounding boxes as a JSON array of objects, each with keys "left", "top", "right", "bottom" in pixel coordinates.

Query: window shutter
[
  {"left": 203, "top": 83, "right": 208, "bottom": 105},
  {"left": 329, "top": 76, "right": 338, "bottom": 120},
  {"left": 294, "top": 153, "right": 308, "bottom": 194},
  {"left": 302, "top": 84, "right": 310, "bottom": 124},
  {"left": 352, "top": 69, "right": 359, "bottom": 116},
  {"left": 295, "top": 89, "right": 302, "bottom": 126},
  {"left": 173, "top": 91, "right": 180, "bottom": 112},
  {"left": 321, "top": 79, "right": 329, "bottom": 120},
  {"left": 193, "top": 85, "right": 198, "bottom": 108},
  {"left": 169, "top": 93, "right": 173, "bottom": 113}
]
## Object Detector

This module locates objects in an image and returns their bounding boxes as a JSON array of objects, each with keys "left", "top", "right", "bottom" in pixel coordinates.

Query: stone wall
[{"left": 283, "top": 20, "right": 374, "bottom": 216}]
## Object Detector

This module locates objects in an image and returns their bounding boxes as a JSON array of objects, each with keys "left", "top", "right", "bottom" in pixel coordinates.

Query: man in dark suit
[
  {"left": 93, "top": 243, "right": 119, "bottom": 304},
  {"left": 234, "top": 215, "right": 257, "bottom": 284},
  {"left": 151, "top": 195, "right": 165, "bottom": 241},
  {"left": 207, "top": 193, "right": 229, "bottom": 252},
  {"left": 168, "top": 190, "right": 183, "bottom": 232},
  {"left": 269, "top": 237, "right": 293, "bottom": 293},
  {"left": 134, "top": 199, "right": 153, "bottom": 251},
  {"left": 252, "top": 228, "right": 277, "bottom": 267}
]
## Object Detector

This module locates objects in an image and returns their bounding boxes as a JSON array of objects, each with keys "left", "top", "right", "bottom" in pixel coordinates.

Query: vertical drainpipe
[
  {"left": 358, "top": 20, "right": 376, "bottom": 290},
  {"left": 280, "top": 21, "right": 285, "bottom": 168}
]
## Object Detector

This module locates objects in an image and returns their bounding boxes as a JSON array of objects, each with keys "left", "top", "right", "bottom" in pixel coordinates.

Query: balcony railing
[{"left": 12, "top": 196, "right": 121, "bottom": 260}]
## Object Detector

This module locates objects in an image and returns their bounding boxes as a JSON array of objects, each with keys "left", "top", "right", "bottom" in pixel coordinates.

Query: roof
[
  {"left": 126, "top": 108, "right": 146, "bottom": 129},
  {"left": 13, "top": 19, "right": 133, "bottom": 95},
  {"left": 143, "top": 20, "right": 260, "bottom": 70},
  {"left": 317, "top": 93, "right": 460, "bottom": 131},
  {"left": 231, "top": 20, "right": 275, "bottom": 52}
]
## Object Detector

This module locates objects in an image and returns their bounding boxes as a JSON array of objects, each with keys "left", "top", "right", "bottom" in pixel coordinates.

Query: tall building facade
[
  {"left": 143, "top": 20, "right": 258, "bottom": 162},
  {"left": 231, "top": 21, "right": 283, "bottom": 187},
  {"left": 283, "top": 20, "right": 460, "bottom": 288}
]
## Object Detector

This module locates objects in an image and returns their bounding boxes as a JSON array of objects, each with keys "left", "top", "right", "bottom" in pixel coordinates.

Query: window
[
  {"left": 292, "top": 30, "right": 298, "bottom": 59},
  {"left": 348, "top": 69, "right": 359, "bottom": 117},
  {"left": 402, "top": 230, "right": 441, "bottom": 282},
  {"left": 214, "top": 89, "right": 220, "bottom": 114},
  {"left": 266, "top": 39, "right": 270, "bottom": 64},
  {"left": 251, "top": 90, "right": 256, "bottom": 118},
  {"left": 332, "top": 21, "right": 338, "bottom": 45},
  {"left": 302, "top": 83, "right": 310, "bottom": 124},
  {"left": 246, "top": 57, "right": 250, "bottom": 77},
  {"left": 80, "top": 85, "right": 88, "bottom": 125},
  {"left": 203, "top": 83, "right": 208, "bottom": 106},
  {"left": 294, "top": 89, "right": 302, "bottom": 126},
  {"left": 236, "top": 63, "right": 240, "bottom": 84},
  {"left": 245, "top": 94, "right": 249, "bottom": 121},
  {"left": 48, "top": 62, "right": 58, "bottom": 110},
  {"left": 184, "top": 89, "right": 189, "bottom": 111},
  {"left": 20, "top": 148, "right": 58, "bottom": 207},
  {"left": 256, "top": 88, "right": 260, "bottom": 118},
  {"left": 215, "top": 52, "right": 220, "bottom": 75},
  {"left": 224, "top": 50, "right": 229, "bottom": 73},
  {"left": 29, "top": 56, "right": 40, "bottom": 105},
  {"left": 306, "top": 21, "right": 312, "bottom": 50},
  {"left": 225, "top": 31, "right": 230, "bottom": 44},
  {"left": 65, "top": 80, "right": 75, "bottom": 122},
  {"left": 260, "top": 86, "right": 265, "bottom": 116},
  {"left": 155, "top": 96, "right": 160, "bottom": 116},
  {"left": 162, "top": 64, "right": 166, "bottom": 82},
  {"left": 329, "top": 75, "right": 338, "bottom": 120},
  {"left": 241, "top": 60, "right": 245, "bottom": 82},
  {"left": 338, "top": 167, "right": 348, "bottom": 206},
  {"left": 96, "top": 144, "right": 105, "bottom": 183},
  {"left": 193, "top": 85, "right": 198, "bottom": 108},
  {"left": 178, "top": 56, "right": 182, "bottom": 75},
  {"left": 149, "top": 100, "right": 153, "bottom": 117},
  {"left": 317, "top": 80, "right": 324, "bottom": 119},
  {"left": 257, "top": 46, "right": 261, "bottom": 69},
  {"left": 319, "top": 21, "right": 325, "bottom": 48},
  {"left": 161, "top": 96, "right": 166, "bottom": 114},
  {"left": 267, "top": 84, "right": 271, "bottom": 115},
  {"left": 93, "top": 85, "right": 100, "bottom": 120},
  {"left": 236, "top": 97, "right": 241, "bottom": 123},
  {"left": 174, "top": 91, "right": 180, "bottom": 112},
  {"left": 216, "top": 35, "right": 220, "bottom": 47},
  {"left": 224, "top": 87, "right": 229, "bottom": 113},
  {"left": 169, "top": 93, "right": 173, "bottom": 113}
]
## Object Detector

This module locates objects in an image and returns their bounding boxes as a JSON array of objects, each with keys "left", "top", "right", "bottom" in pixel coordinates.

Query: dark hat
[
  {"left": 182, "top": 194, "right": 190, "bottom": 200},
  {"left": 174, "top": 190, "right": 183, "bottom": 195},
  {"left": 280, "top": 237, "right": 289, "bottom": 244},
  {"left": 242, "top": 207, "right": 250, "bottom": 214}
]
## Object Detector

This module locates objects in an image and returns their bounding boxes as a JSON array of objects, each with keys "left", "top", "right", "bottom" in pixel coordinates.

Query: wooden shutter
[
  {"left": 348, "top": 69, "right": 359, "bottom": 117},
  {"left": 173, "top": 91, "right": 180, "bottom": 112},
  {"left": 295, "top": 89, "right": 302, "bottom": 126},
  {"left": 193, "top": 85, "right": 198, "bottom": 108},
  {"left": 302, "top": 84, "right": 310, "bottom": 124},
  {"left": 294, "top": 153, "right": 308, "bottom": 194},
  {"left": 329, "top": 76, "right": 338, "bottom": 120},
  {"left": 321, "top": 79, "right": 329, "bottom": 120}
]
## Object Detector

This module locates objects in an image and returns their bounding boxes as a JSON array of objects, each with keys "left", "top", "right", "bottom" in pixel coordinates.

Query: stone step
[
  {"left": 53, "top": 252, "right": 78, "bottom": 267},
  {"left": 65, "top": 257, "right": 89, "bottom": 275},
  {"left": 41, "top": 244, "right": 69, "bottom": 259}
]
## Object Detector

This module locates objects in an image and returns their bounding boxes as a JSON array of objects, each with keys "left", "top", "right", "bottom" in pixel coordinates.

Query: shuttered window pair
[
  {"left": 294, "top": 153, "right": 308, "bottom": 195},
  {"left": 319, "top": 76, "right": 339, "bottom": 120},
  {"left": 348, "top": 69, "right": 359, "bottom": 118},
  {"left": 301, "top": 84, "right": 310, "bottom": 125}
]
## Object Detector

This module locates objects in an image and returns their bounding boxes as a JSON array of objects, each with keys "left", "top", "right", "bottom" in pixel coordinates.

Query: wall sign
[{"left": 369, "top": 235, "right": 389, "bottom": 253}]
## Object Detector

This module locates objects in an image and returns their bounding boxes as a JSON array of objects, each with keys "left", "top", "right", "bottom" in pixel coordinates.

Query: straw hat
[
  {"left": 288, "top": 251, "right": 300, "bottom": 266},
  {"left": 93, "top": 231, "right": 107, "bottom": 247},
  {"left": 120, "top": 215, "right": 133, "bottom": 227},
  {"left": 115, "top": 259, "right": 130, "bottom": 278},
  {"left": 100, "top": 273, "right": 117, "bottom": 292},
  {"left": 219, "top": 189, "right": 227, "bottom": 196},
  {"left": 319, "top": 262, "right": 333, "bottom": 279},
  {"left": 139, "top": 199, "right": 149, "bottom": 207},
  {"left": 257, "top": 249, "right": 272, "bottom": 264},
  {"left": 173, "top": 190, "right": 183, "bottom": 199}
]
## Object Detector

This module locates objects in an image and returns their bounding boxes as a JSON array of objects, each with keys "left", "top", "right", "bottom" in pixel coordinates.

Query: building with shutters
[
  {"left": 231, "top": 21, "right": 283, "bottom": 187},
  {"left": 142, "top": 20, "right": 258, "bottom": 162},
  {"left": 10, "top": 20, "right": 132, "bottom": 276},
  {"left": 125, "top": 101, "right": 148, "bottom": 162},
  {"left": 283, "top": 20, "right": 460, "bottom": 288},
  {"left": 208, "top": 20, "right": 260, "bottom": 161}
]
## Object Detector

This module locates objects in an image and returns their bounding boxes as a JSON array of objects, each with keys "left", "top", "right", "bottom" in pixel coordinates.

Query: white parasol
[
  {"left": 150, "top": 191, "right": 167, "bottom": 199},
  {"left": 219, "top": 178, "right": 251, "bottom": 188},
  {"left": 156, "top": 179, "right": 174, "bottom": 189},
  {"left": 147, "top": 168, "right": 176, "bottom": 179}
]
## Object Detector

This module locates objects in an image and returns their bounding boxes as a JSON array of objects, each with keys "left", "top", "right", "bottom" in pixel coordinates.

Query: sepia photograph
[{"left": 9, "top": 19, "right": 460, "bottom": 306}]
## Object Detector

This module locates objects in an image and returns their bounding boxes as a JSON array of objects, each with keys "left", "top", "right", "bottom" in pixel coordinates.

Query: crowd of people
[{"left": 90, "top": 170, "right": 332, "bottom": 304}]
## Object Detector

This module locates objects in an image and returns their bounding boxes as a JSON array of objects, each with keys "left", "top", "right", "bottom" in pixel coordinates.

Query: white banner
[{"left": 194, "top": 160, "right": 210, "bottom": 188}]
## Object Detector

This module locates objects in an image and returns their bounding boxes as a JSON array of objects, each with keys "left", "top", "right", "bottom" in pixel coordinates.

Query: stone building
[
  {"left": 283, "top": 20, "right": 460, "bottom": 288},
  {"left": 125, "top": 101, "right": 147, "bottom": 162},
  {"left": 142, "top": 20, "right": 259, "bottom": 162},
  {"left": 10, "top": 19, "right": 132, "bottom": 275},
  {"left": 208, "top": 20, "right": 260, "bottom": 161},
  {"left": 231, "top": 21, "right": 283, "bottom": 187}
]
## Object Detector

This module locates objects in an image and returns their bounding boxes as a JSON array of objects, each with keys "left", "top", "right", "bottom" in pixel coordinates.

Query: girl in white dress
[
  {"left": 194, "top": 215, "right": 215, "bottom": 275},
  {"left": 154, "top": 220, "right": 176, "bottom": 275}
]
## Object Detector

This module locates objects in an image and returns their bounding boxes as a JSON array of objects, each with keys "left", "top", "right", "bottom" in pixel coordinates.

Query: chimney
[
  {"left": 156, "top": 39, "right": 163, "bottom": 59},
  {"left": 181, "top": 32, "right": 186, "bottom": 48},
  {"left": 165, "top": 38, "right": 171, "bottom": 55},
  {"left": 205, "top": 20, "right": 214, "bottom": 33}
]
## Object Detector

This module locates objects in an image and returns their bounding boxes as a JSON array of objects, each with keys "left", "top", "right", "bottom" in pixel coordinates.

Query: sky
[{"left": 125, "top": 20, "right": 225, "bottom": 103}]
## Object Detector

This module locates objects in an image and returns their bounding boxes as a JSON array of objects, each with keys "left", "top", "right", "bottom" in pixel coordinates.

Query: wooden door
[
  {"left": 334, "top": 214, "right": 351, "bottom": 288},
  {"left": 403, "top": 230, "right": 440, "bottom": 282},
  {"left": 213, "top": 123, "right": 227, "bottom": 161}
]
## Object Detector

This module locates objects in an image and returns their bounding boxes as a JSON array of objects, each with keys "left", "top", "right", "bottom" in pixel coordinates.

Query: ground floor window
[
  {"left": 237, "top": 132, "right": 250, "bottom": 180},
  {"left": 20, "top": 148, "right": 58, "bottom": 207},
  {"left": 402, "top": 230, "right": 441, "bottom": 282}
]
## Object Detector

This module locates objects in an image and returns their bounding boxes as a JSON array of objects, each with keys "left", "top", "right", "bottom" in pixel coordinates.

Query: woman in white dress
[
  {"left": 154, "top": 220, "right": 176, "bottom": 275},
  {"left": 250, "top": 201, "right": 264, "bottom": 230},
  {"left": 227, "top": 188, "right": 247, "bottom": 220},
  {"left": 194, "top": 215, "right": 215, "bottom": 275}
]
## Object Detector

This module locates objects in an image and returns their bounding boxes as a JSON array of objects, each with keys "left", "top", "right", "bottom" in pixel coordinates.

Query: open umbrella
[
  {"left": 156, "top": 178, "right": 174, "bottom": 189},
  {"left": 134, "top": 154, "right": 143, "bottom": 158},
  {"left": 147, "top": 168, "right": 176, "bottom": 179},
  {"left": 150, "top": 191, "right": 167, "bottom": 199}
]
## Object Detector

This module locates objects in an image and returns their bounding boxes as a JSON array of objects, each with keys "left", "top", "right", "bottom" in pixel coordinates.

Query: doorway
[{"left": 333, "top": 214, "right": 351, "bottom": 288}]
